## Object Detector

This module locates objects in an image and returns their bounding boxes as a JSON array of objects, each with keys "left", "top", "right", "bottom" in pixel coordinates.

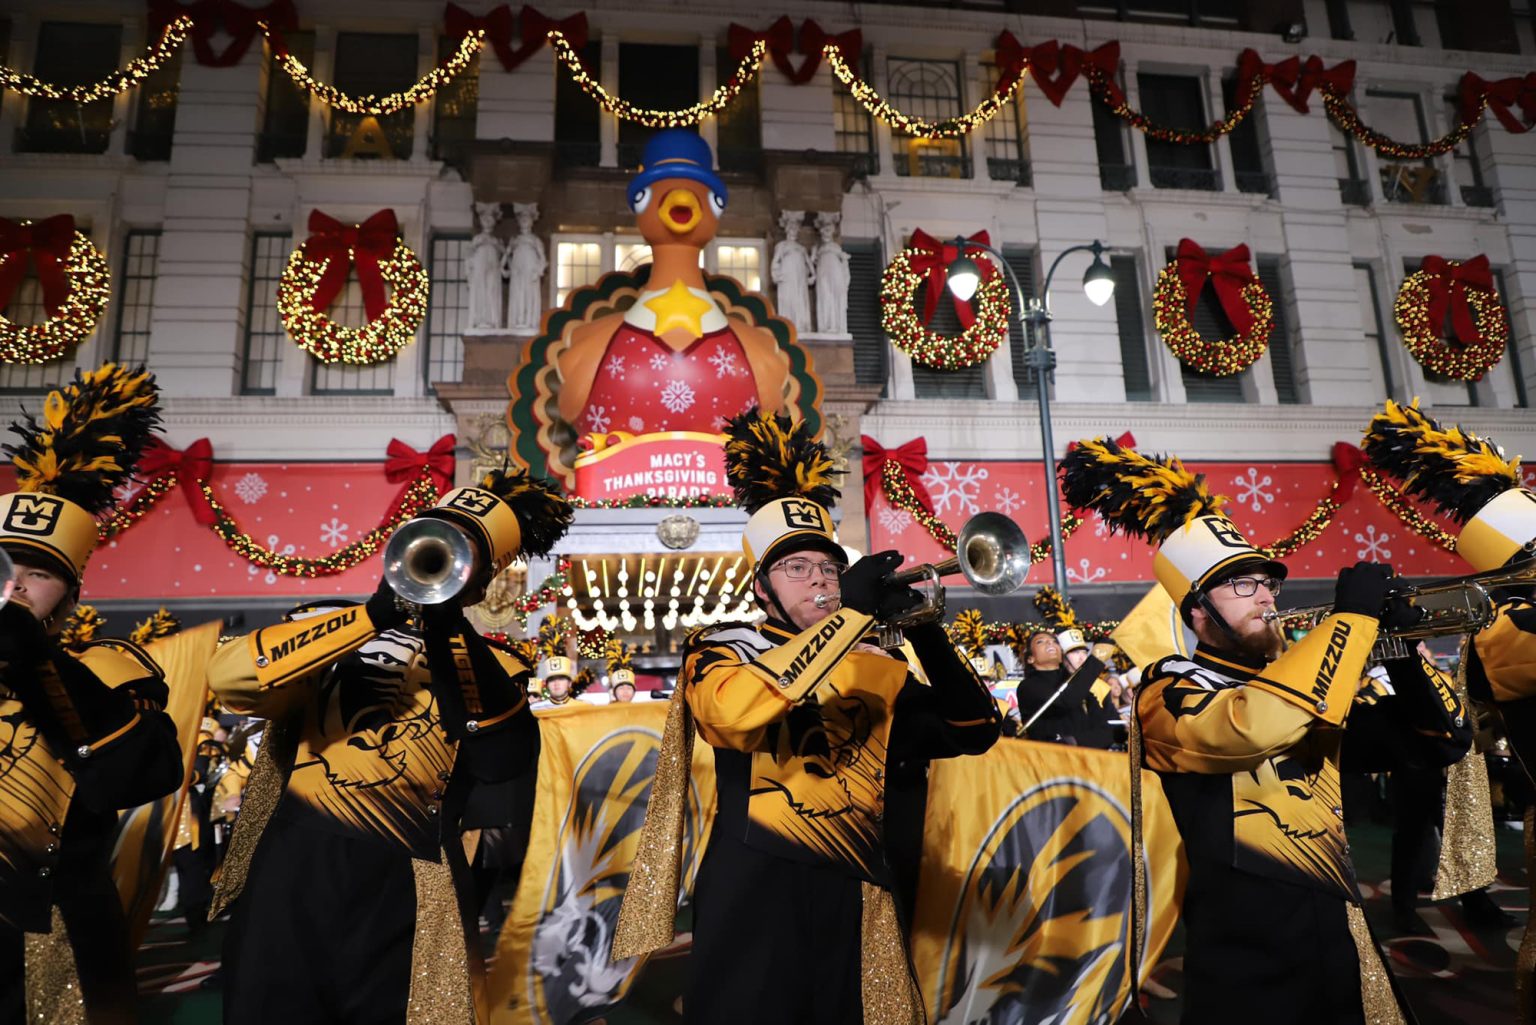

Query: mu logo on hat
[
  {"left": 446, "top": 489, "right": 499, "bottom": 516},
  {"left": 2, "top": 495, "right": 63, "bottom": 535},
  {"left": 780, "top": 499, "right": 825, "bottom": 530}
]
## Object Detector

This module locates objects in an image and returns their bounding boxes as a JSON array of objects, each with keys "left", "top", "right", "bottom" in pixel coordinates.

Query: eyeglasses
[
  {"left": 1222, "top": 575, "right": 1282, "bottom": 598},
  {"left": 770, "top": 558, "right": 843, "bottom": 581}
]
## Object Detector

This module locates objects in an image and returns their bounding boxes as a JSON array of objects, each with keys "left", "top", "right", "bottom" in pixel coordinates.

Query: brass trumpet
[
  {"left": 382, "top": 517, "right": 482, "bottom": 605},
  {"left": 876, "top": 512, "right": 1031, "bottom": 647},
  {"left": 1263, "top": 545, "right": 1536, "bottom": 660}
]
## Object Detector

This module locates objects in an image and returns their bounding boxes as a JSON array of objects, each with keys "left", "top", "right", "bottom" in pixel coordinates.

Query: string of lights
[
  {"left": 0, "top": 18, "right": 191, "bottom": 103},
  {"left": 270, "top": 26, "right": 485, "bottom": 115},
  {"left": 547, "top": 31, "right": 766, "bottom": 127}
]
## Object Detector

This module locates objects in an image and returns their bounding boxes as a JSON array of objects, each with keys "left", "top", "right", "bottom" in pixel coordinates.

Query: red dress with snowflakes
[{"left": 579, "top": 323, "right": 760, "bottom": 435}]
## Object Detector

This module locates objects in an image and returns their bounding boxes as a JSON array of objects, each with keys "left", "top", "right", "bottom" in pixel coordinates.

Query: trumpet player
[
  {"left": 1062, "top": 438, "right": 1470, "bottom": 1025},
  {"left": 614, "top": 410, "right": 1001, "bottom": 1025},
  {"left": 207, "top": 468, "right": 572, "bottom": 1024}
]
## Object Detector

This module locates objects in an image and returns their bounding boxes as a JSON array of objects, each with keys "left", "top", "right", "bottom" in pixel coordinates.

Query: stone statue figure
[
  {"left": 503, "top": 202, "right": 547, "bottom": 333},
  {"left": 769, "top": 210, "right": 814, "bottom": 335},
  {"left": 813, "top": 213, "right": 850, "bottom": 336},
  {"left": 467, "top": 202, "right": 505, "bottom": 330}
]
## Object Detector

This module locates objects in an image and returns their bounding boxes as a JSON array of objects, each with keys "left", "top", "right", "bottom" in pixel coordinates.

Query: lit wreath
[
  {"left": 880, "top": 248, "right": 1010, "bottom": 370},
  {"left": 1152, "top": 267, "right": 1274, "bottom": 377},
  {"left": 277, "top": 239, "right": 430, "bottom": 365},
  {"left": 0, "top": 229, "right": 111, "bottom": 365},
  {"left": 1393, "top": 267, "right": 1508, "bottom": 381}
]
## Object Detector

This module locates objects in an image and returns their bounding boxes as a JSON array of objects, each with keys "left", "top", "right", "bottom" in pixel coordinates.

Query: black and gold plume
[
  {"left": 604, "top": 636, "right": 634, "bottom": 675},
  {"left": 1361, "top": 399, "right": 1522, "bottom": 524},
  {"left": 1058, "top": 436, "right": 1227, "bottom": 543},
  {"left": 1033, "top": 586, "right": 1078, "bottom": 630},
  {"left": 59, "top": 605, "right": 106, "bottom": 650},
  {"left": 536, "top": 615, "right": 570, "bottom": 660},
  {"left": 723, "top": 408, "right": 840, "bottom": 514},
  {"left": 5, "top": 364, "right": 162, "bottom": 514},
  {"left": 947, "top": 608, "right": 989, "bottom": 659},
  {"left": 479, "top": 466, "right": 575, "bottom": 557},
  {"left": 130, "top": 608, "right": 182, "bottom": 646}
]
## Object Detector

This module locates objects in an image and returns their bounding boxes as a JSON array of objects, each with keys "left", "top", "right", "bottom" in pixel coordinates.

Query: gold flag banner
[
  {"left": 110, "top": 621, "right": 222, "bottom": 948},
  {"left": 910, "top": 740, "right": 1186, "bottom": 1024},
  {"left": 488, "top": 701, "right": 717, "bottom": 1024},
  {"left": 1112, "top": 583, "right": 1193, "bottom": 670}
]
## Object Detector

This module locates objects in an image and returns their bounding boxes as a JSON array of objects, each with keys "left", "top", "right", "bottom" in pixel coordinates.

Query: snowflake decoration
[
  {"left": 246, "top": 534, "right": 295, "bottom": 586},
  {"left": 877, "top": 506, "right": 913, "bottom": 535},
  {"left": 1231, "top": 467, "right": 1274, "bottom": 513},
  {"left": 1066, "top": 558, "right": 1107, "bottom": 584},
  {"left": 1353, "top": 524, "right": 1392, "bottom": 561},
  {"left": 708, "top": 349, "right": 743, "bottom": 377},
  {"left": 921, "top": 462, "right": 990, "bottom": 516},
  {"left": 319, "top": 517, "right": 350, "bottom": 546},
  {"left": 659, "top": 380, "right": 696, "bottom": 414},
  {"left": 1523, "top": 466, "right": 1536, "bottom": 490},
  {"left": 233, "top": 472, "right": 269, "bottom": 505},
  {"left": 627, "top": 415, "right": 646, "bottom": 433},
  {"left": 991, "top": 486, "right": 1021, "bottom": 515},
  {"left": 584, "top": 405, "right": 611, "bottom": 433},
  {"left": 607, "top": 355, "right": 627, "bottom": 380},
  {"left": 649, "top": 352, "right": 670, "bottom": 372}
]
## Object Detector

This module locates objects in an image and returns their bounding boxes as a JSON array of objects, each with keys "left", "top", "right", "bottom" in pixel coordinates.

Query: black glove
[
  {"left": 364, "top": 576, "right": 410, "bottom": 632},
  {"left": 1378, "top": 577, "right": 1424, "bottom": 632},
  {"left": 0, "top": 601, "right": 48, "bottom": 665},
  {"left": 838, "top": 551, "right": 918, "bottom": 619},
  {"left": 1333, "top": 561, "right": 1393, "bottom": 619}
]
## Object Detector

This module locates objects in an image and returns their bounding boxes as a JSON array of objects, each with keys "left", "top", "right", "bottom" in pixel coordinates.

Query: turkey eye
[
  {"left": 709, "top": 192, "right": 726, "bottom": 215},
  {"left": 629, "top": 186, "right": 653, "bottom": 214}
]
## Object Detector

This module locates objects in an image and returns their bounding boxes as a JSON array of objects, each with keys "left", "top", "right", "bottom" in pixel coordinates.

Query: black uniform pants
[
  {"left": 222, "top": 813, "right": 418, "bottom": 1025},
  {"left": 1181, "top": 864, "right": 1366, "bottom": 1025},
  {"left": 685, "top": 835, "right": 864, "bottom": 1025}
]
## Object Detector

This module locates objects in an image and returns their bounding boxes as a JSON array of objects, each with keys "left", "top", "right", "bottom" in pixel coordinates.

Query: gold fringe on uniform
[
  {"left": 1345, "top": 902, "right": 1408, "bottom": 1025},
  {"left": 209, "top": 718, "right": 295, "bottom": 918},
  {"left": 1431, "top": 653, "right": 1497, "bottom": 900},
  {"left": 408, "top": 857, "right": 478, "bottom": 1025},
  {"left": 1518, "top": 805, "right": 1536, "bottom": 1025},
  {"left": 24, "top": 907, "right": 86, "bottom": 1025},
  {"left": 860, "top": 882, "right": 926, "bottom": 1025},
  {"left": 1127, "top": 709, "right": 1148, "bottom": 992}
]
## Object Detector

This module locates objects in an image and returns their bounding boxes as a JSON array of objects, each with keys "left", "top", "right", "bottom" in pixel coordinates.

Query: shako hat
[{"left": 723, "top": 408, "right": 843, "bottom": 572}]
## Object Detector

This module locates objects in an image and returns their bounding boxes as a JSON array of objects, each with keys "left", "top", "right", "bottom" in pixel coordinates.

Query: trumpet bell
[
  {"left": 0, "top": 546, "right": 12, "bottom": 608},
  {"left": 382, "top": 518, "right": 480, "bottom": 605},
  {"left": 956, "top": 512, "right": 1031, "bottom": 595}
]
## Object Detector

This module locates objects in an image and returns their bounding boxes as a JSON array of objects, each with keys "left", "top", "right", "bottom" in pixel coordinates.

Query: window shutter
[
  {"left": 1113, "top": 256, "right": 1153, "bottom": 401},
  {"left": 1002, "top": 249, "right": 1037, "bottom": 393},
  {"left": 1179, "top": 262, "right": 1245, "bottom": 401},
  {"left": 1257, "top": 258, "right": 1298, "bottom": 404},
  {"left": 845, "top": 241, "right": 887, "bottom": 392},
  {"left": 912, "top": 293, "right": 986, "bottom": 398}
]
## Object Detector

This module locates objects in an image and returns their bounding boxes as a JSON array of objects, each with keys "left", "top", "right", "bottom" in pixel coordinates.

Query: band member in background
[
  {"left": 1010, "top": 628, "right": 1107, "bottom": 747},
  {"left": 0, "top": 365, "right": 182, "bottom": 1024},
  {"left": 1061, "top": 436, "right": 1470, "bottom": 1025},
  {"left": 615, "top": 409, "right": 1001, "bottom": 1024},
  {"left": 532, "top": 654, "right": 576, "bottom": 709},
  {"left": 607, "top": 638, "right": 638, "bottom": 703},
  {"left": 208, "top": 468, "right": 572, "bottom": 1023}
]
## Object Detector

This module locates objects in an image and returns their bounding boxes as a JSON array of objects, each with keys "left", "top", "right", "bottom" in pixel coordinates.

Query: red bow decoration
[
  {"left": 989, "top": 32, "right": 1032, "bottom": 98},
  {"left": 139, "top": 437, "right": 218, "bottom": 525},
  {"left": 1460, "top": 72, "right": 1536, "bottom": 135},
  {"left": 985, "top": 37, "right": 1119, "bottom": 107},
  {"left": 1420, "top": 255, "right": 1496, "bottom": 345},
  {"left": 1066, "top": 431, "right": 1136, "bottom": 454},
  {"left": 304, "top": 209, "right": 400, "bottom": 320},
  {"left": 384, "top": 434, "right": 456, "bottom": 521},
  {"left": 1330, "top": 442, "right": 1365, "bottom": 506},
  {"left": 147, "top": 0, "right": 297, "bottom": 67},
  {"left": 728, "top": 18, "right": 860, "bottom": 83},
  {"left": 1234, "top": 49, "right": 1302, "bottom": 111},
  {"left": 1175, "top": 239, "right": 1258, "bottom": 336},
  {"left": 444, "top": 4, "right": 587, "bottom": 72},
  {"left": 0, "top": 215, "right": 76, "bottom": 318},
  {"left": 908, "top": 229, "right": 994, "bottom": 329},
  {"left": 862, "top": 436, "right": 934, "bottom": 515},
  {"left": 1275, "top": 56, "right": 1355, "bottom": 113}
]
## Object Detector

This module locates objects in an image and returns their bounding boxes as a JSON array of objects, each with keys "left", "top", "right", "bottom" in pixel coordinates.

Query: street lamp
[{"left": 946, "top": 238, "right": 1114, "bottom": 601}]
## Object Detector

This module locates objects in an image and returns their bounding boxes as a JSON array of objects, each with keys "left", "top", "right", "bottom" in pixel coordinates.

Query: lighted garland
[
  {"left": 1258, "top": 498, "right": 1344, "bottom": 560},
  {"left": 1152, "top": 267, "right": 1274, "bottom": 376},
  {"left": 1393, "top": 269, "right": 1509, "bottom": 381},
  {"left": 1091, "top": 69, "right": 1262, "bottom": 144},
  {"left": 1028, "top": 514, "right": 1083, "bottom": 565},
  {"left": 0, "top": 230, "right": 112, "bottom": 365},
  {"left": 551, "top": 32, "right": 765, "bottom": 128},
  {"left": 1323, "top": 89, "right": 1478, "bottom": 159},
  {"left": 277, "top": 240, "right": 429, "bottom": 365},
  {"left": 98, "top": 474, "right": 178, "bottom": 542},
  {"left": 880, "top": 249, "right": 1010, "bottom": 370},
  {"left": 824, "top": 45, "right": 1024, "bottom": 139},
  {"left": 880, "top": 458, "right": 1081, "bottom": 561},
  {"left": 1362, "top": 468, "right": 1459, "bottom": 552},
  {"left": 0, "top": 18, "right": 192, "bottom": 102},
  {"left": 274, "top": 29, "right": 485, "bottom": 115},
  {"left": 514, "top": 560, "right": 572, "bottom": 623},
  {"left": 568, "top": 494, "right": 736, "bottom": 510}
]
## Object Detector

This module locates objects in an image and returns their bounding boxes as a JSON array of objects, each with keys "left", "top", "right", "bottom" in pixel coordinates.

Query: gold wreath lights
[
  {"left": 1392, "top": 269, "right": 1509, "bottom": 381},
  {"left": 1152, "top": 268, "right": 1274, "bottom": 377},
  {"left": 0, "top": 229, "right": 112, "bottom": 365},
  {"left": 277, "top": 240, "right": 430, "bottom": 365},
  {"left": 880, "top": 249, "right": 1011, "bottom": 370}
]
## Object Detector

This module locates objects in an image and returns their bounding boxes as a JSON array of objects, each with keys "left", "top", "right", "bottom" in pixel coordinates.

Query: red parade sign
[{"left": 573, "top": 431, "right": 729, "bottom": 502}]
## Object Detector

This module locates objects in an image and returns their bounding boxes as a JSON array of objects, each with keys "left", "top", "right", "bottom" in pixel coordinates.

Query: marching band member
[
  {"left": 1061, "top": 436, "right": 1470, "bottom": 1025},
  {"left": 208, "top": 467, "right": 572, "bottom": 1023},
  {"left": 615, "top": 409, "right": 1001, "bottom": 1025},
  {"left": 0, "top": 365, "right": 182, "bottom": 1023},
  {"left": 606, "top": 638, "right": 638, "bottom": 703}
]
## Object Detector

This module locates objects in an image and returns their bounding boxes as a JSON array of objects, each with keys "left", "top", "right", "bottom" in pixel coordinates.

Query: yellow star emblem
[{"left": 643, "top": 280, "right": 713, "bottom": 340}]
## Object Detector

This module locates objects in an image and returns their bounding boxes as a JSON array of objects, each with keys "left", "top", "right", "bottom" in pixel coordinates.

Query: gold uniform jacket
[
  {"left": 1466, "top": 596, "right": 1536, "bottom": 779},
  {"left": 683, "top": 613, "right": 1001, "bottom": 884},
  {"left": 1139, "top": 613, "right": 1468, "bottom": 900},
  {"left": 0, "top": 636, "right": 180, "bottom": 932},
  {"left": 208, "top": 601, "right": 535, "bottom": 862}
]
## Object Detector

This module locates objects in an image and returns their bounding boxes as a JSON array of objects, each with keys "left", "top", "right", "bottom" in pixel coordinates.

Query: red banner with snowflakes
[{"left": 865, "top": 458, "right": 1501, "bottom": 583}]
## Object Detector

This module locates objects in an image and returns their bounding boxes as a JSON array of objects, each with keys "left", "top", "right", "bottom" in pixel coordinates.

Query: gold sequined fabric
[
  {"left": 1518, "top": 806, "right": 1536, "bottom": 1024},
  {"left": 408, "top": 856, "right": 477, "bottom": 1025},
  {"left": 209, "top": 719, "right": 294, "bottom": 918},
  {"left": 1346, "top": 902, "right": 1407, "bottom": 1025},
  {"left": 860, "top": 883, "right": 925, "bottom": 1025},
  {"left": 1432, "top": 657, "right": 1496, "bottom": 900},
  {"left": 24, "top": 907, "right": 85, "bottom": 1025},
  {"left": 612, "top": 684, "right": 694, "bottom": 959}
]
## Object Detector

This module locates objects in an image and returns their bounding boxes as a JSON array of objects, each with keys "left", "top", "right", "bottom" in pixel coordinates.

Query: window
[
  {"left": 617, "top": 44, "right": 700, "bottom": 169},
  {"left": 1444, "top": 93, "right": 1493, "bottom": 207},
  {"left": 1112, "top": 255, "right": 1153, "bottom": 401},
  {"left": 553, "top": 39, "right": 602, "bottom": 167},
  {"left": 1368, "top": 90, "right": 1443, "bottom": 204},
  {"left": 1000, "top": 250, "right": 1038, "bottom": 393},
  {"left": 130, "top": 46, "right": 181, "bottom": 161},
  {"left": 311, "top": 262, "right": 397, "bottom": 393},
  {"left": 1176, "top": 244, "right": 1243, "bottom": 402},
  {"left": 1138, "top": 73, "right": 1219, "bottom": 191},
  {"left": 1093, "top": 86, "right": 1136, "bottom": 190},
  {"left": 1332, "top": 123, "right": 1370, "bottom": 206},
  {"left": 0, "top": 258, "right": 73, "bottom": 393},
  {"left": 21, "top": 22, "right": 122, "bottom": 154},
  {"left": 554, "top": 239, "right": 604, "bottom": 307},
  {"left": 982, "top": 62, "right": 1030, "bottom": 185},
  {"left": 551, "top": 237, "right": 761, "bottom": 307},
  {"left": 1076, "top": 0, "right": 1241, "bottom": 23},
  {"left": 845, "top": 240, "right": 886, "bottom": 391},
  {"left": 1402, "top": 256, "right": 1476, "bottom": 405},
  {"left": 241, "top": 233, "right": 291, "bottom": 395},
  {"left": 327, "top": 33, "right": 418, "bottom": 159},
  {"left": 912, "top": 297, "right": 985, "bottom": 398},
  {"left": 888, "top": 58, "right": 968, "bottom": 179},
  {"left": 1491, "top": 269, "right": 1529, "bottom": 408},
  {"left": 424, "top": 235, "right": 470, "bottom": 391},
  {"left": 431, "top": 36, "right": 479, "bottom": 165},
  {"left": 260, "top": 31, "right": 314, "bottom": 162},
  {"left": 112, "top": 231, "right": 161, "bottom": 365},
  {"left": 1223, "top": 74, "right": 1270, "bottom": 196},
  {"left": 1325, "top": 0, "right": 1355, "bottom": 39},
  {"left": 1389, "top": 0, "right": 1423, "bottom": 45},
  {"left": 1353, "top": 263, "right": 1397, "bottom": 400},
  {"left": 1257, "top": 257, "right": 1299, "bottom": 404},
  {"left": 714, "top": 47, "right": 761, "bottom": 174},
  {"left": 833, "top": 49, "right": 877, "bottom": 176},
  {"left": 713, "top": 244, "right": 761, "bottom": 292},
  {"left": 1436, "top": 0, "right": 1521, "bottom": 52}
]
